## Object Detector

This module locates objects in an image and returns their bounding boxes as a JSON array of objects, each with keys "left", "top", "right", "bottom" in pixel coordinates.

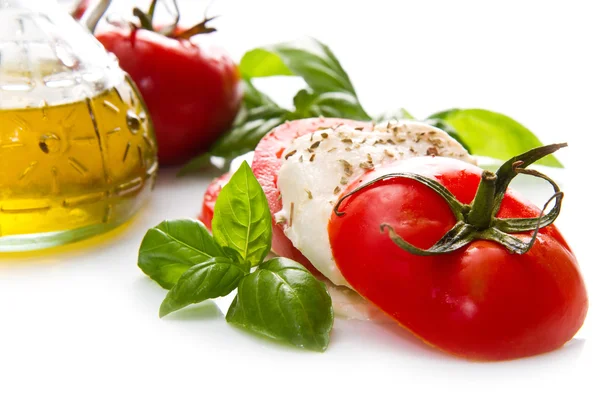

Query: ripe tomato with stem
[
  {"left": 93, "top": 0, "right": 242, "bottom": 165},
  {"left": 329, "top": 144, "right": 588, "bottom": 360}
]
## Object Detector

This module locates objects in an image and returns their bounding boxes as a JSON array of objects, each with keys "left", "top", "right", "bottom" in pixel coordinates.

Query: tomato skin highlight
[
  {"left": 96, "top": 27, "right": 242, "bottom": 165},
  {"left": 329, "top": 157, "right": 587, "bottom": 360},
  {"left": 251, "top": 118, "right": 372, "bottom": 275}
]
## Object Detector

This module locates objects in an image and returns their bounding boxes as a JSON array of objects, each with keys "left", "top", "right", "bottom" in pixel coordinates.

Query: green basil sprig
[
  {"left": 227, "top": 258, "right": 333, "bottom": 352},
  {"left": 180, "top": 37, "right": 561, "bottom": 174},
  {"left": 138, "top": 161, "right": 334, "bottom": 351}
]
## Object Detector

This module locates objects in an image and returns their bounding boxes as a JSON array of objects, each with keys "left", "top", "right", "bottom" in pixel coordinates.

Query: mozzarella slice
[{"left": 276, "top": 120, "right": 475, "bottom": 288}]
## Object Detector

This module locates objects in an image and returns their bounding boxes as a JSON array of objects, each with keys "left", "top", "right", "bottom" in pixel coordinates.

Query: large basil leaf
[
  {"left": 242, "top": 78, "right": 280, "bottom": 109},
  {"left": 211, "top": 161, "right": 272, "bottom": 267},
  {"left": 429, "top": 109, "right": 562, "bottom": 167},
  {"left": 292, "top": 89, "right": 370, "bottom": 120},
  {"left": 176, "top": 153, "right": 212, "bottom": 177},
  {"left": 179, "top": 38, "right": 372, "bottom": 175},
  {"left": 159, "top": 257, "right": 246, "bottom": 318},
  {"left": 240, "top": 37, "right": 369, "bottom": 119},
  {"left": 210, "top": 81, "right": 289, "bottom": 158},
  {"left": 238, "top": 48, "right": 294, "bottom": 78},
  {"left": 241, "top": 38, "right": 353, "bottom": 93},
  {"left": 209, "top": 113, "right": 286, "bottom": 159},
  {"left": 138, "top": 219, "right": 224, "bottom": 290},
  {"left": 226, "top": 258, "right": 333, "bottom": 352}
]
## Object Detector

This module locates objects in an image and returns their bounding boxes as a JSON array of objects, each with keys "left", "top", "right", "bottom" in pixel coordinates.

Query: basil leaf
[
  {"left": 178, "top": 81, "right": 286, "bottom": 175},
  {"left": 428, "top": 109, "right": 562, "bottom": 167},
  {"left": 239, "top": 48, "right": 294, "bottom": 78},
  {"left": 240, "top": 37, "right": 369, "bottom": 119},
  {"left": 211, "top": 161, "right": 272, "bottom": 267},
  {"left": 210, "top": 114, "right": 286, "bottom": 159},
  {"left": 176, "top": 153, "right": 212, "bottom": 177},
  {"left": 181, "top": 39, "right": 372, "bottom": 172},
  {"left": 242, "top": 79, "right": 279, "bottom": 109},
  {"left": 209, "top": 81, "right": 289, "bottom": 159},
  {"left": 226, "top": 258, "right": 333, "bottom": 352},
  {"left": 292, "top": 88, "right": 318, "bottom": 116},
  {"left": 178, "top": 110, "right": 284, "bottom": 173},
  {"left": 138, "top": 219, "right": 225, "bottom": 289},
  {"left": 159, "top": 257, "right": 246, "bottom": 318},
  {"left": 241, "top": 38, "right": 351, "bottom": 92},
  {"left": 292, "top": 89, "right": 370, "bottom": 120}
]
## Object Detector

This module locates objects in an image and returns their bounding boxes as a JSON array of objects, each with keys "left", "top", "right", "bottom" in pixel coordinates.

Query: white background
[{"left": 1, "top": 0, "right": 599, "bottom": 403}]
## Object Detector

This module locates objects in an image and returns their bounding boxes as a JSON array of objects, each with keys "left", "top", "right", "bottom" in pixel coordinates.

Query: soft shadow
[
  {"left": 130, "top": 275, "right": 169, "bottom": 314},
  {"left": 497, "top": 337, "right": 587, "bottom": 366},
  {"left": 331, "top": 318, "right": 456, "bottom": 363},
  {"left": 131, "top": 276, "right": 224, "bottom": 322},
  {"left": 561, "top": 337, "right": 587, "bottom": 354},
  {"left": 330, "top": 319, "right": 587, "bottom": 365},
  {"left": 162, "top": 301, "right": 223, "bottom": 322},
  {"left": 378, "top": 321, "right": 452, "bottom": 357},
  {"left": 227, "top": 322, "right": 324, "bottom": 355}
]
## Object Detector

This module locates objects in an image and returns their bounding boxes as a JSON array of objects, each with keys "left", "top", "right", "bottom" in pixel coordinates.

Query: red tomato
[
  {"left": 329, "top": 156, "right": 588, "bottom": 360},
  {"left": 251, "top": 118, "right": 372, "bottom": 274},
  {"left": 199, "top": 172, "right": 231, "bottom": 230},
  {"left": 96, "top": 26, "right": 242, "bottom": 165}
]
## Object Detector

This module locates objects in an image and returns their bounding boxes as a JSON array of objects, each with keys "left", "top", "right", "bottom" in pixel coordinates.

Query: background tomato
[
  {"left": 329, "top": 156, "right": 588, "bottom": 360},
  {"left": 96, "top": 15, "right": 242, "bottom": 165}
]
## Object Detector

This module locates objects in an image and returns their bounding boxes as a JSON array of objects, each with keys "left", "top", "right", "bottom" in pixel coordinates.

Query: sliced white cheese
[{"left": 276, "top": 120, "right": 475, "bottom": 288}]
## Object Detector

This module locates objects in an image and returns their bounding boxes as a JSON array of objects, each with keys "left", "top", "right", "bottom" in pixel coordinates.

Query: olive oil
[
  {"left": 0, "top": 79, "right": 158, "bottom": 250},
  {"left": 0, "top": 1, "right": 158, "bottom": 250}
]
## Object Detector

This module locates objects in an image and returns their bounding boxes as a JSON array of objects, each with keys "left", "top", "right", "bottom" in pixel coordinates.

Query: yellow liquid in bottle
[{"left": 0, "top": 78, "right": 158, "bottom": 251}]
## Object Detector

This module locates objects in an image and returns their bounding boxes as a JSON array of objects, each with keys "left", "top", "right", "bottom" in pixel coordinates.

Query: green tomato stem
[
  {"left": 132, "top": 0, "right": 182, "bottom": 35},
  {"left": 466, "top": 170, "right": 497, "bottom": 229},
  {"left": 133, "top": 7, "right": 154, "bottom": 30},
  {"left": 175, "top": 16, "right": 218, "bottom": 39},
  {"left": 335, "top": 144, "right": 567, "bottom": 256}
]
